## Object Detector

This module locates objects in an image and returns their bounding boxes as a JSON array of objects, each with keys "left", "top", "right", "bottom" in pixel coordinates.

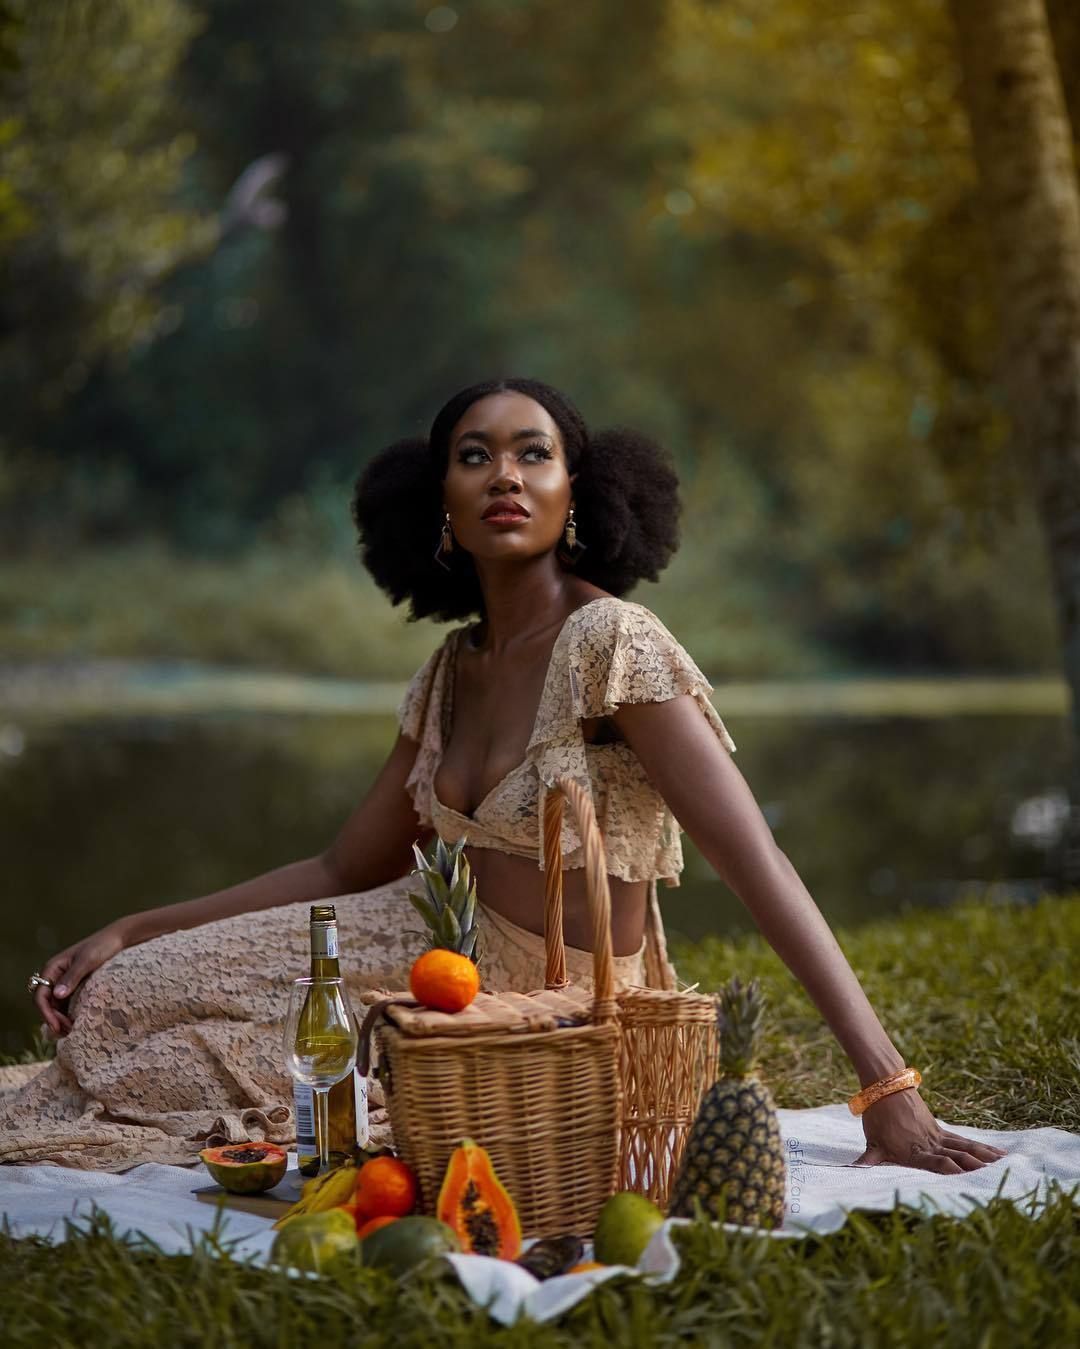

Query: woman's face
[{"left": 442, "top": 392, "right": 575, "bottom": 564}]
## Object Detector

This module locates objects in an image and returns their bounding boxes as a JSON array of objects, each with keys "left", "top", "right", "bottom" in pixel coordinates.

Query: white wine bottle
[{"left": 294, "top": 903, "right": 369, "bottom": 1176}]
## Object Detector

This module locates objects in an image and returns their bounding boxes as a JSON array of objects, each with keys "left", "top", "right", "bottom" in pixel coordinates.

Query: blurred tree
[
  {"left": 0, "top": 0, "right": 299, "bottom": 545},
  {"left": 38, "top": 0, "right": 538, "bottom": 543},
  {"left": 42, "top": 0, "right": 755, "bottom": 546},
  {"left": 1047, "top": 0, "right": 1080, "bottom": 136},
  {"left": 0, "top": 0, "right": 212, "bottom": 469},
  {"left": 0, "top": 1, "right": 26, "bottom": 244},
  {"left": 664, "top": 0, "right": 1062, "bottom": 668},
  {"left": 947, "top": 0, "right": 1080, "bottom": 882},
  {"left": 0, "top": 0, "right": 1068, "bottom": 683}
]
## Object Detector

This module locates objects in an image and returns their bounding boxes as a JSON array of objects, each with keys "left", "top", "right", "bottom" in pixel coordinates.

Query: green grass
[
  {"left": 2, "top": 1189, "right": 1078, "bottom": 1348},
  {"left": 679, "top": 893, "right": 1080, "bottom": 1133},
  {"left": 2, "top": 896, "right": 1078, "bottom": 1345}
]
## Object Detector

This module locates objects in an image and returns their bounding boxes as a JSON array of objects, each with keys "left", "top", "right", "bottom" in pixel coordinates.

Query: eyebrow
[{"left": 454, "top": 427, "right": 555, "bottom": 447}]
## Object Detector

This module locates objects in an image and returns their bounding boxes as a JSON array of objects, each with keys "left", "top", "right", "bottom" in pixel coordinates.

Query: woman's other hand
[
  {"left": 853, "top": 1087, "right": 1007, "bottom": 1172},
  {"left": 34, "top": 924, "right": 127, "bottom": 1037}
]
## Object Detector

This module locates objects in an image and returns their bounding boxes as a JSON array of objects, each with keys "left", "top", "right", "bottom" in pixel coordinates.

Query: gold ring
[{"left": 27, "top": 972, "right": 53, "bottom": 996}]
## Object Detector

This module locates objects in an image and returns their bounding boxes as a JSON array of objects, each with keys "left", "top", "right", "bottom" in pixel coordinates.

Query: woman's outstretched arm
[
  {"left": 613, "top": 693, "right": 1006, "bottom": 1174},
  {"left": 35, "top": 732, "right": 427, "bottom": 1035}
]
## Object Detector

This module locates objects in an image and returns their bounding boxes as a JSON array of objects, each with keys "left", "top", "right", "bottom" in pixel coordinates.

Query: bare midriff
[{"left": 464, "top": 844, "right": 648, "bottom": 957}]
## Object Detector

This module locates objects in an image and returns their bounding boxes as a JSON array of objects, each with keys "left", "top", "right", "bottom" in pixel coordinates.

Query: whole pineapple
[
  {"left": 668, "top": 977, "right": 786, "bottom": 1229},
  {"left": 407, "top": 836, "right": 482, "bottom": 1012}
]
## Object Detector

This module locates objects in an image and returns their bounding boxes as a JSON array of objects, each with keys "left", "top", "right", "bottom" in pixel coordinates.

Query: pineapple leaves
[
  {"left": 407, "top": 834, "right": 480, "bottom": 964},
  {"left": 441, "top": 905, "right": 463, "bottom": 949},
  {"left": 418, "top": 868, "right": 452, "bottom": 908},
  {"left": 406, "top": 891, "right": 441, "bottom": 930},
  {"left": 458, "top": 885, "right": 476, "bottom": 936}
]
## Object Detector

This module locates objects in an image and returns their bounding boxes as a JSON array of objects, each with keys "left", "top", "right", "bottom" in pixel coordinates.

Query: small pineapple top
[
  {"left": 407, "top": 835, "right": 480, "bottom": 962},
  {"left": 716, "top": 976, "right": 767, "bottom": 1077}
]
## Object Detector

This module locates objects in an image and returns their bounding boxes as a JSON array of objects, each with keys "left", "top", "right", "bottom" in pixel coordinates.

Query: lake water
[{"left": 0, "top": 703, "right": 1068, "bottom": 1054}]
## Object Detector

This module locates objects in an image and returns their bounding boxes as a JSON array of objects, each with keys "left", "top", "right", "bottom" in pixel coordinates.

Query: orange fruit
[
  {"left": 409, "top": 949, "right": 481, "bottom": 1013},
  {"left": 352, "top": 1155, "right": 418, "bottom": 1220},
  {"left": 355, "top": 1214, "right": 400, "bottom": 1241}
]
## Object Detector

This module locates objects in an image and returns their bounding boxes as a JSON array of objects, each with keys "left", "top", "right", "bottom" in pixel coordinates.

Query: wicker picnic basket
[
  {"left": 538, "top": 785, "right": 719, "bottom": 1209},
  {"left": 616, "top": 984, "right": 719, "bottom": 1207},
  {"left": 366, "top": 775, "right": 718, "bottom": 1232}
]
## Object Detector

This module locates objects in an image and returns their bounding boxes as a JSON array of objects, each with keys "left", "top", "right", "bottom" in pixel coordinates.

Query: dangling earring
[
  {"left": 561, "top": 506, "right": 586, "bottom": 564},
  {"left": 434, "top": 512, "right": 453, "bottom": 571}
]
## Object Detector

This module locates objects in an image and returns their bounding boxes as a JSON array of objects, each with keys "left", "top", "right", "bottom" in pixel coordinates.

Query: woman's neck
[{"left": 470, "top": 559, "right": 582, "bottom": 655}]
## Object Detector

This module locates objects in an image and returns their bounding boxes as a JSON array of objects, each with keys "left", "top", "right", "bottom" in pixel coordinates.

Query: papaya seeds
[{"left": 436, "top": 1139, "right": 522, "bottom": 1259}]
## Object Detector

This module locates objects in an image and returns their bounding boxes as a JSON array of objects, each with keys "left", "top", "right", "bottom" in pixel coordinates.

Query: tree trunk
[
  {"left": 948, "top": 0, "right": 1080, "bottom": 886},
  {"left": 1046, "top": 0, "right": 1080, "bottom": 142}
]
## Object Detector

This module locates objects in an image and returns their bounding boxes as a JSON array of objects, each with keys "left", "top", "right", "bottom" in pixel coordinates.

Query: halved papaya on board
[{"left": 199, "top": 1142, "right": 288, "bottom": 1194}]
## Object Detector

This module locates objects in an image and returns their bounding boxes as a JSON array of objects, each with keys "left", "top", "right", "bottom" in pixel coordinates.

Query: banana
[
  {"left": 307, "top": 1164, "right": 360, "bottom": 1211},
  {"left": 272, "top": 1161, "right": 358, "bottom": 1230}
]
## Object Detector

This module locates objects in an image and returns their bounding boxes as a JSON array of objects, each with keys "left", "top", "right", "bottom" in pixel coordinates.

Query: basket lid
[{"left": 388, "top": 985, "right": 594, "bottom": 1036}]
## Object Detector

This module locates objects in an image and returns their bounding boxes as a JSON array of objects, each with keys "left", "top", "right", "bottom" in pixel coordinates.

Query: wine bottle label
[
  {"left": 354, "top": 1070, "right": 369, "bottom": 1149},
  {"left": 293, "top": 1081, "right": 316, "bottom": 1149},
  {"left": 311, "top": 923, "right": 339, "bottom": 960}
]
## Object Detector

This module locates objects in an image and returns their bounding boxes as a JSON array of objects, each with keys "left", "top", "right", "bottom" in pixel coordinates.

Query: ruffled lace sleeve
[
  {"left": 397, "top": 631, "right": 459, "bottom": 827},
  {"left": 567, "top": 599, "right": 736, "bottom": 752},
  {"left": 525, "top": 597, "right": 734, "bottom": 870}
]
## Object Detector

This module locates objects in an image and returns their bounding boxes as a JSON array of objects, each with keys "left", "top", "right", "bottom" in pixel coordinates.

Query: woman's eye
[{"left": 457, "top": 443, "right": 552, "bottom": 464}]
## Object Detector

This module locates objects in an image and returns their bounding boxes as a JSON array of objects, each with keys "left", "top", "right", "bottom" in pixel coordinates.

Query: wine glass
[{"left": 283, "top": 976, "right": 359, "bottom": 1176}]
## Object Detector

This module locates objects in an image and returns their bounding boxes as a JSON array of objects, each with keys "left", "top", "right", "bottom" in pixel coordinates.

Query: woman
[{"left": 10, "top": 377, "right": 1004, "bottom": 1175}]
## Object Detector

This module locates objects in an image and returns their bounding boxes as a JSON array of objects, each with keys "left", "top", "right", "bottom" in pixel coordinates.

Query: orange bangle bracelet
[{"left": 847, "top": 1067, "right": 922, "bottom": 1116}]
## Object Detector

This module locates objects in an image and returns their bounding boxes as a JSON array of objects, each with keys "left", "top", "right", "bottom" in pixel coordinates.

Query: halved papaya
[
  {"left": 199, "top": 1142, "right": 288, "bottom": 1194},
  {"left": 436, "top": 1138, "right": 522, "bottom": 1259}
]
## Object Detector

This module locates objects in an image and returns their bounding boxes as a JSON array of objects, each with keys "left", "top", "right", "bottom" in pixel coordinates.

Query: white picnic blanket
[{"left": 2, "top": 1103, "right": 1077, "bottom": 1326}]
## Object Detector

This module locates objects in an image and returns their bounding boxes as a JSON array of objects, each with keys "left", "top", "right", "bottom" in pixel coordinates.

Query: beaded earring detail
[
  {"left": 560, "top": 507, "right": 586, "bottom": 564},
  {"left": 434, "top": 512, "right": 453, "bottom": 571}
]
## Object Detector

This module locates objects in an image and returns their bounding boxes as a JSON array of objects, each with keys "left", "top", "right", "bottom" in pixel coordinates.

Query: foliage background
[{"left": 1, "top": 0, "right": 1072, "bottom": 676}]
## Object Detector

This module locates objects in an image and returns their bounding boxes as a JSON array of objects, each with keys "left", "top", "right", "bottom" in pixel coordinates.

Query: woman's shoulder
[
  {"left": 554, "top": 593, "right": 716, "bottom": 718},
  {"left": 561, "top": 594, "right": 687, "bottom": 657},
  {"left": 559, "top": 594, "right": 736, "bottom": 751}
]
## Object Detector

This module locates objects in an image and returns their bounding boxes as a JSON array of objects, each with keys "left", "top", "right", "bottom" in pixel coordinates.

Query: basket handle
[{"left": 542, "top": 777, "right": 617, "bottom": 1024}]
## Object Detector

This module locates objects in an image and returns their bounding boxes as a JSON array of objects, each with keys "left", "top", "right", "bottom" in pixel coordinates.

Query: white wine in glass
[{"left": 283, "top": 976, "right": 358, "bottom": 1175}]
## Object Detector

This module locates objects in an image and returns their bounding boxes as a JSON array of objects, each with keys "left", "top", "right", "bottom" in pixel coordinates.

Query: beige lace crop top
[{"left": 398, "top": 596, "right": 736, "bottom": 885}]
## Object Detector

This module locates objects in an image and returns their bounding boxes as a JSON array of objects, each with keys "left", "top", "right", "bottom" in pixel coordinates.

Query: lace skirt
[{"left": 0, "top": 878, "right": 645, "bottom": 1171}]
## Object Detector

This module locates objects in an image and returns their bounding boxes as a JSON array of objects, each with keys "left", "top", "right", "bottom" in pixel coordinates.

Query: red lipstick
[{"left": 481, "top": 499, "right": 530, "bottom": 523}]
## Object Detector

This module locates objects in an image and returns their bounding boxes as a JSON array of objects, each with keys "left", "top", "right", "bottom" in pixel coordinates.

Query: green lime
[{"left": 592, "top": 1192, "right": 665, "bottom": 1267}]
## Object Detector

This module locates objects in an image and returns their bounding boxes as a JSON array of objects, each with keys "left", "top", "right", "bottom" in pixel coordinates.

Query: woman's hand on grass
[
  {"left": 853, "top": 1087, "right": 1008, "bottom": 1172},
  {"left": 34, "top": 925, "right": 127, "bottom": 1038}
]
